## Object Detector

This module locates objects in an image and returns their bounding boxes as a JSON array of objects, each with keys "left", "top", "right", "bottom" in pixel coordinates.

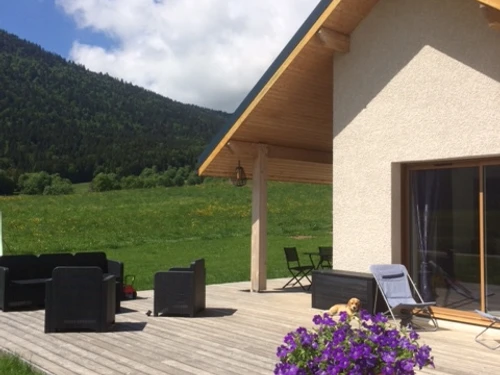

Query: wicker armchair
[
  {"left": 45, "top": 267, "right": 116, "bottom": 333},
  {"left": 154, "top": 258, "right": 206, "bottom": 317}
]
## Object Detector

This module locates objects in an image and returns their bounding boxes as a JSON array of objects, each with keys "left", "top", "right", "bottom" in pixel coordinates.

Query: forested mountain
[{"left": 0, "top": 29, "right": 229, "bottom": 183}]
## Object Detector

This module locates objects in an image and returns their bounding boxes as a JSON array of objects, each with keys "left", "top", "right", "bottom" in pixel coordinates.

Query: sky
[{"left": 0, "top": 0, "right": 320, "bottom": 112}]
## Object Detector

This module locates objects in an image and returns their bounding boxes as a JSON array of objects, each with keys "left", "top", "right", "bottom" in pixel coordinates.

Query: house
[{"left": 197, "top": 0, "right": 500, "bottom": 325}]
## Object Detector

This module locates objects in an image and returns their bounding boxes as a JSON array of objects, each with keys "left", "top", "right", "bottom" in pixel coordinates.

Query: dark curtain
[{"left": 411, "top": 169, "right": 441, "bottom": 302}]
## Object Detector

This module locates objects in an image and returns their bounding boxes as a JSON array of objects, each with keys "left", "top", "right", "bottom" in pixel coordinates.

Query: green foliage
[
  {"left": 172, "top": 174, "right": 185, "bottom": 187},
  {"left": 1, "top": 182, "right": 333, "bottom": 290},
  {"left": 0, "top": 29, "right": 229, "bottom": 183},
  {"left": 0, "top": 353, "right": 42, "bottom": 375},
  {"left": 0, "top": 170, "right": 15, "bottom": 195},
  {"left": 157, "top": 174, "right": 174, "bottom": 187},
  {"left": 18, "top": 171, "right": 52, "bottom": 195},
  {"left": 89, "top": 166, "right": 202, "bottom": 192},
  {"left": 186, "top": 171, "right": 202, "bottom": 185},
  {"left": 43, "top": 175, "right": 74, "bottom": 195},
  {"left": 17, "top": 172, "right": 73, "bottom": 195},
  {"left": 121, "top": 175, "right": 144, "bottom": 189},
  {"left": 90, "top": 173, "right": 121, "bottom": 192}
]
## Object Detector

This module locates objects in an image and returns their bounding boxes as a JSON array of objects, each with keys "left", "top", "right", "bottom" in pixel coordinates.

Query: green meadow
[{"left": 1, "top": 180, "right": 332, "bottom": 290}]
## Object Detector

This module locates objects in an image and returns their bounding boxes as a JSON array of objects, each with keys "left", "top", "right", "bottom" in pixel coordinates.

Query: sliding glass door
[
  {"left": 484, "top": 165, "right": 500, "bottom": 314},
  {"left": 408, "top": 162, "right": 500, "bottom": 316}
]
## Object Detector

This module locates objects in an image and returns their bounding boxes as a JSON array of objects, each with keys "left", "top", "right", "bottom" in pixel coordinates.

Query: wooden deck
[{"left": 1, "top": 278, "right": 499, "bottom": 375}]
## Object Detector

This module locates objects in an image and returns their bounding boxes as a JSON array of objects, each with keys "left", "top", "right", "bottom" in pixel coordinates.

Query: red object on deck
[{"left": 122, "top": 275, "right": 137, "bottom": 300}]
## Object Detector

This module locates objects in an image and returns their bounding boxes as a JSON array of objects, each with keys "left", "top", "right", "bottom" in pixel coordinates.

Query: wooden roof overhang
[
  {"left": 197, "top": 0, "right": 380, "bottom": 185},
  {"left": 197, "top": 0, "right": 500, "bottom": 185}
]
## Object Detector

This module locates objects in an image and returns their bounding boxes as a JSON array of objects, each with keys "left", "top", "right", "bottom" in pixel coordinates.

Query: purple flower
[
  {"left": 349, "top": 344, "right": 364, "bottom": 360},
  {"left": 300, "top": 332, "right": 313, "bottom": 347},
  {"left": 284, "top": 332, "right": 296, "bottom": 346},
  {"left": 372, "top": 313, "right": 389, "bottom": 324},
  {"left": 408, "top": 330, "right": 419, "bottom": 341},
  {"left": 277, "top": 345, "right": 290, "bottom": 358},
  {"left": 313, "top": 314, "right": 323, "bottom": 325},
  {"left": 274, "top": 363, "right": 300, "bottom": 375},
  {"left": 338, "top": 311, "right": 349, "bottom": 322},
  {"left": 333, "top": 328, "right": 347, "bottom": 345},
  {"left": 399, "top": 359, "right": 416, "bottom": 372},
  {"left": 415, "top": 345, "right": 434, "bottom": 368},
  {"left": 359, "top": 309, "right": 371, "bottom": 322},
  {"left": 381, "top": 350, "right": 397, "bottom": 364},
  {"left": 380, "top": 365, "right": 395, "bottom": 375}
]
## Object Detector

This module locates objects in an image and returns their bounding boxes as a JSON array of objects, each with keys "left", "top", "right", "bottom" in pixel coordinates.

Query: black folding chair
[
  {"left": 317, "top": 246, "right": 333, "bottom": 269},
  {"left": 282, "top": 247, "right": 314, "bottom": 291}
]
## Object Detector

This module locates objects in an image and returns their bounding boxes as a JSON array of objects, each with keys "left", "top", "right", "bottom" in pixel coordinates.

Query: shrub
[
  {"left": 173, "top": 175, "right": 184, "bottom": 187},
  {"left": 164, "top": 167, "right": 177, "bottom": 179},
  {"left": 175, "top": 166, "right": 190, "bottom": 181},
  {"left": 274, "top": 311, "right": 434, "bottom": 375},
  {"left": 121, "top": 175, "right": 144, "bottom": 190},
  {"left": 43, "top": 175, "right": 74, "bottom": 195},
  {"left": 139, "top": 166, "right": 158, "bottom": 178},
  {"left": 142, "top": 176, "right": 158, "bottom": 189},
  {"left": 186, "top": 171, "right": 202, "bottom": 186},
  {"left": 158, "top": 175, "right": 174, "bottom": 187},
  {"left": 18, "top": 171, "right": 52, "bottom": 195},
  {"left": 90, "top": 173, "right": 120, "bottom": 192}
]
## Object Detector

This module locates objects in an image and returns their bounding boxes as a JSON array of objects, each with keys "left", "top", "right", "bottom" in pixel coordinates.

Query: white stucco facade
[{"left": 332, "top": 0, "right": 500, "bottom": 272}]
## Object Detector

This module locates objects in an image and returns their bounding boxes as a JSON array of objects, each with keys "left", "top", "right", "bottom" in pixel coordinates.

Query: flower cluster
[{"left": 274, "top": 310, "right": 434, "bottom": 375}]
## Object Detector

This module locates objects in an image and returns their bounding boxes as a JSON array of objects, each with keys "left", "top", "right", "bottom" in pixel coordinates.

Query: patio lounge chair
[
  {"left": 370, "top": 264, "right": 438, "bottom": 330},
  {"left": 45, "top": 266, "right": 116, "bottom": 333},
  {"left": 282, "top": 247, "right": 314, "bottom": 291},
  {"left": 154, "top": 258, "right": 206, "bottom": 317},
  {"left": 474, "top": 310, "right": 500, "bottom": 350}
]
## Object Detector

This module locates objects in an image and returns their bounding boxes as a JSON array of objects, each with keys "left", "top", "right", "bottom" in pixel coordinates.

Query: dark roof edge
[{"left": 196, "top": 0, "right": 332, "bottom": 171}]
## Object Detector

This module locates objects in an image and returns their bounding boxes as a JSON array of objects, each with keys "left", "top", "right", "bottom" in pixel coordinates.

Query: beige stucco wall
[{"left": 332, "top": 0, "right": 500, "bottom": 272}]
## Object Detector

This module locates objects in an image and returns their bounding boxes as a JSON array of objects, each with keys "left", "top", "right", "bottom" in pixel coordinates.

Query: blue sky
[
  {"left": 0, "top": 0, "right": 113, "bottom": 59},
  {"left": 0, "top": 0, "right": 317, "bottom": 111}
]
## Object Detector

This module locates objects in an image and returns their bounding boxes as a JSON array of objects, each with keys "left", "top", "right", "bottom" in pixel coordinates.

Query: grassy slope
[{"left": 1, "top": 181, "right": 332, "bottom": 290}]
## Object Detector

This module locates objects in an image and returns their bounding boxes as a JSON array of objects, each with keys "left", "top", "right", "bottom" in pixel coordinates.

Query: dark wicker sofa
[{"left": 0, "top": 251, "right": 123, "bottom": 312}]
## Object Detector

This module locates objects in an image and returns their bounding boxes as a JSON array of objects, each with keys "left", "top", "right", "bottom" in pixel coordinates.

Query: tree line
[{"left": 0, "top": 165, "right": 205, "bottom": 196}]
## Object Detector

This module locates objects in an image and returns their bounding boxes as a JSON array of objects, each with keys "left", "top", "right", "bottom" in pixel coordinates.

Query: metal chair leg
[{"left": 475, "top": 321, "right": 500, "bottom": 350}]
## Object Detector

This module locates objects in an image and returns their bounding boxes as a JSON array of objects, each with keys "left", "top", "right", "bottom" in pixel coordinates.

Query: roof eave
[{"left": 196, "top": 0, "right": 336, "bottom": 175}]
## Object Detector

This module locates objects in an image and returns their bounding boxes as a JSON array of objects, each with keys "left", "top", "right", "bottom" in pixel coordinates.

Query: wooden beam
[
  {"left": 198, "top": 0, "right": 344, "bottom": 176},
  {"left": 314, "top": 27, "right": 350, "bottom": 53},
  {"left": 227, "top": 141, "right": 331, "bottom": 165},
  {"left": 479, "top": 3, "right": 500, "bottom": 30},
  {"left": 478, "top": 0, "right": 500, "bottom": 12},
  {"left": 251, "top": 144, "right": 268, "bottom": 292}
]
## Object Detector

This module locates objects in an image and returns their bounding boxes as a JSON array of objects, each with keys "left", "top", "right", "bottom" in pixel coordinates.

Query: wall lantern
[{"left": 231, "top": 160, "right": 247, "bottom": 187}]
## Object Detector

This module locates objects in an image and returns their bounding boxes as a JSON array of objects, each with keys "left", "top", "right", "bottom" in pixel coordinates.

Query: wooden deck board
[{"left": 1, "top": 278, "right": 499, "bottom": 375}]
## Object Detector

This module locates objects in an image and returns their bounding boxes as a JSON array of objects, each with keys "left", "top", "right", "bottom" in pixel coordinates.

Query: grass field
[
  {"left": 1, "top": 180, "right": 332, "bottom": 290},
  {"left": 0, "top": 353, "right": 42, "bottom": 375}
]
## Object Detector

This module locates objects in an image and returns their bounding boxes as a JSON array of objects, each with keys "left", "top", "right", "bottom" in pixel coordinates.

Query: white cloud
[{"left": 55, "top": 0, "right": 320, "bottom": 112}]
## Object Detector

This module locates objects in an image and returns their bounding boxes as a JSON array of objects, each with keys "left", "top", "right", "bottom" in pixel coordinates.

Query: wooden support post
[{"left": 251, "top": 144, "right": 268, "bottom": 292}]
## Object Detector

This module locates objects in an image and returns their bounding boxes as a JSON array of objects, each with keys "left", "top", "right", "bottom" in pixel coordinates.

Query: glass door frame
[{"left": 402, "top": 157, "right": 500, "bottom": 324}]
